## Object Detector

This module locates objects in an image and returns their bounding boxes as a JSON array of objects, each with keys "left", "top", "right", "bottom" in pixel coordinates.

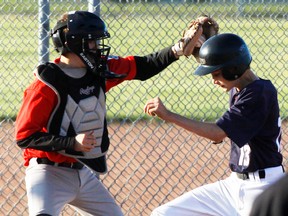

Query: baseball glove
[{"left": 172, "top": 16, "right": 219, "bottom": 61}]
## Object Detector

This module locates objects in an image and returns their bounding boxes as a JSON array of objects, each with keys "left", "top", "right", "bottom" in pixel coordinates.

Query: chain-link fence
[{"left": 0, "top": 0, "right": 287, "bottom": 215}]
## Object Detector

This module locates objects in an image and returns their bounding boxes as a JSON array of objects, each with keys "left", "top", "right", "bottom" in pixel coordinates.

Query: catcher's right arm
[{"left": 172, "top": 16, "right": 219, "bottom": 61}]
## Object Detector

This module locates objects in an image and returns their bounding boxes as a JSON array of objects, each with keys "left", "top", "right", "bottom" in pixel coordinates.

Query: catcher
[
  {"left": 15, "top": 11, "right": 218, "bottom": 216},
  {"left": 145, "top": 33, "right": 285, "bottom": 216}
]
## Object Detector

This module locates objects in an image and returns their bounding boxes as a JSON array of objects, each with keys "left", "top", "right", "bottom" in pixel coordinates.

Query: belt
[
  {"left": 236, "top": 170, "right": 265, "bottom": 180},
  {"left": 236, "top": 166, "right": 284, "bottom": 180},
  {"left": 36, "top": 158, "right": 84, "bottom": 170}
]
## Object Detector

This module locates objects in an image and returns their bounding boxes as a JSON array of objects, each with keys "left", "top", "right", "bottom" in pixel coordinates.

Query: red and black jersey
[{"left": 15, "top": 46, "right": 178, "bottom": 173}]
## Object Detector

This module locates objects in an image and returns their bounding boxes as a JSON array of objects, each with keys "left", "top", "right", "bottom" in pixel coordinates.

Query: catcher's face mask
[{"left": 73, "top": 37, "right": 111, "bottom": 78}]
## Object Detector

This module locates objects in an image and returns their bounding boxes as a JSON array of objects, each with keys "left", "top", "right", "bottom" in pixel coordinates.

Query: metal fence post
[
  {"left": 38, "top": 0, "right": 50, "bottom": 64},
  {"left": 88, "top": 0, "right": 101, "bottom": 16},
  {"left": 237, "top": 0, "right": 244, "bottom": 17},
  {"left": 88, "top": 0, "right": 101, "bottom": 181}
]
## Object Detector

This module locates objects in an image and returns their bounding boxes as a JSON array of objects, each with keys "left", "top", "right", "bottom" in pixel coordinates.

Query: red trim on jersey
[
  {"left": 15, "top": 79, "right": 75, "bottom": 165},
  {"left": 16, "top": 80, "right": 56, "bottom": 140},
  {"left": 16, "top": 55, "right": 137, "bottom": 166},
  {"left": 106, "top": 56, "right": 137, "bottom": 91}
]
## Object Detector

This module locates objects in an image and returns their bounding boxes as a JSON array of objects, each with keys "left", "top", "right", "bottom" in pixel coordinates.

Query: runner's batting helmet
[{"left": 194, "top": 33, "right": 252, "bottom": 80}]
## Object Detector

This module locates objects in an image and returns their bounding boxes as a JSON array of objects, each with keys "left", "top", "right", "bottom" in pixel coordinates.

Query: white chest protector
[{"left": 58, "top": 89, "right": 106, "bottom": 158}]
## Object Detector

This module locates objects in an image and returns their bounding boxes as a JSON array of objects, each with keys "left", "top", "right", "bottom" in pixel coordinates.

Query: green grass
[{"left": 0, "top": 2, "right": 287, "bottom": 121}]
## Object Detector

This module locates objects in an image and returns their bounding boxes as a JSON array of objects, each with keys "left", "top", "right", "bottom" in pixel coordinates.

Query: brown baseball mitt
[{"left": 172, "top": 16, "right": 219, "bottom": 61}]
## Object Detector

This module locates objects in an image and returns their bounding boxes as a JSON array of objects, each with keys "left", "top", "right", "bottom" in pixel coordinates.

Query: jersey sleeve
[
  {"left": 16, "top": 79, "right": 76, "bottom": 152},
  {"left": 105, "top": 46, "right": 178, "bottom": 91},
  {"left": 106, "top": 55, "right": 137, "bottom": 91},
  {"left": 15, "top": 79, "right": 57, "bottom": 141},
  {"left": 216, "top": 83, "right": 274, "bottom": 147}
]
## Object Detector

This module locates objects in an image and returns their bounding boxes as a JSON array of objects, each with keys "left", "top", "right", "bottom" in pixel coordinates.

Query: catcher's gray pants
[
  {"left": 151, "top": 166, "right": 284, "bottom": 216},
  {"left": 25, "top": 158, "right": 123, "bottom": 216}
]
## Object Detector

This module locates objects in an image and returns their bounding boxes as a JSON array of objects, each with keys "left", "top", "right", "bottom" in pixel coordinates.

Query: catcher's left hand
[{"left": 172, "top": 16, "right": 219, "bottom": 61}]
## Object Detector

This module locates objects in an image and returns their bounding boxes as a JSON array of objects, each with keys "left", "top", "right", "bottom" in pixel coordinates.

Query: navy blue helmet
[{"left": 194, "top": 33, "right": 252, "bottom": 80}]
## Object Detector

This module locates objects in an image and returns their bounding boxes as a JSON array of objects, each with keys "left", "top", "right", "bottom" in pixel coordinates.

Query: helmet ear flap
[
  {"left": 51, "top": 29, "right": 64, "bottom": 53},
  {"left": 221, "top": 67, "right": 240, "bottom": 81},
  {"left": 221, "top": 64, "right": 250, "bottom": 81},
  {"left": 50, "top": 20, "right": 68, "bottom": 54}
]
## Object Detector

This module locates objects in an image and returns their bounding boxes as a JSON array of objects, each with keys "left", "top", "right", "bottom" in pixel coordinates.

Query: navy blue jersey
[{"left": 216, "top": 79, "right": 282, "bottom": 173}]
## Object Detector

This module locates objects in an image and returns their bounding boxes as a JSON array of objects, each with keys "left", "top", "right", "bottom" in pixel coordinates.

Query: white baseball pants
[{"left": 151, "top": 166, "right": 284, "bottom": 216}]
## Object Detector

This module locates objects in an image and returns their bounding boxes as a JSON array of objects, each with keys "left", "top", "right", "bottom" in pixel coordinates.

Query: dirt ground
[{"left": 1, "top": 120, "right": 287, "bottom": 216}]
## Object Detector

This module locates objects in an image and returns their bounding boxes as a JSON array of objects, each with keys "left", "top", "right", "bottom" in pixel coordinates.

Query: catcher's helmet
[
  {"left": 50, "top": 11, "right": 121, "bottom": 78},
  {"left": 194, "top": 33, "right": 252, "bottom": 80},
  {"left": 51, "top": 11, "right": 110, "bottom": 55}
]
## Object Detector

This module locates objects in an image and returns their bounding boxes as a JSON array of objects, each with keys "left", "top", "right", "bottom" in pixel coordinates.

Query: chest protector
[{"left": 37, "top": 63, "right": 109, "bottom": 174}]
